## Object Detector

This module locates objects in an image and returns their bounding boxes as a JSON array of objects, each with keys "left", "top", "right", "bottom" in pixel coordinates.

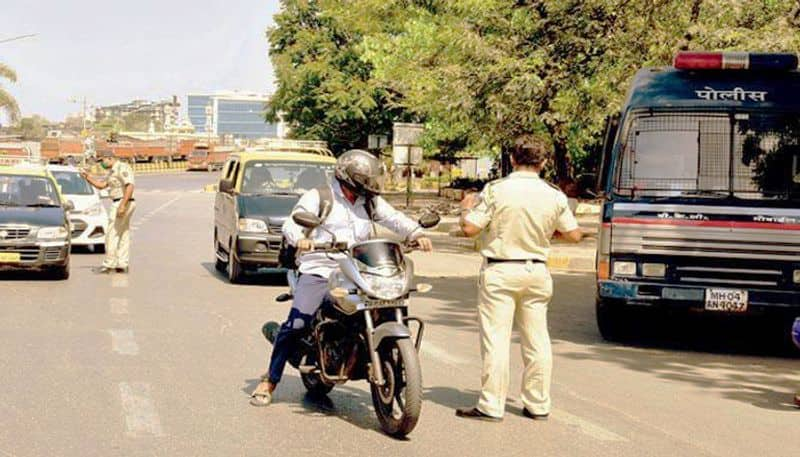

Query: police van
[{"left": 595, "top": 51, "right": 800, "bottom": 340}]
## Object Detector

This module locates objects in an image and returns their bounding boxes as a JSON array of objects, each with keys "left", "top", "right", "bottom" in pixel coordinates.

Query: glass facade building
[{"left": 186, "top": 93, "right": 278, "bottom": 139}]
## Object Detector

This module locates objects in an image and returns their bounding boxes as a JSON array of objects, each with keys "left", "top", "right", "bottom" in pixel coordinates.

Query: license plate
[
  {"left": 705, "top": 288, "right": 748, "bottom": 312},
  {"left": 0, "top": 252, "right": 21, "bottom": 263}
]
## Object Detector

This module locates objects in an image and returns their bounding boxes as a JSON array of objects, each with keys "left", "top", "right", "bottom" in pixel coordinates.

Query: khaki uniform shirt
[
  {"left": 107, "top": 161, "right": 135, "bottom": 200},
  {"left": 465, "top": 171, "right": 579, "bottom": 261}
]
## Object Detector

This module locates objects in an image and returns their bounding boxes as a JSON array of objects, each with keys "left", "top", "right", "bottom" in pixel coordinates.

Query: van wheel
[
  {"left": 214, "top": 232, "right": 227, "bottom": 273},
  {"left": 596, "top": 299, "right": 631, "bottom": 342},
  {"left": 228, "top": 240, "right": 243, "bottom": 283}
]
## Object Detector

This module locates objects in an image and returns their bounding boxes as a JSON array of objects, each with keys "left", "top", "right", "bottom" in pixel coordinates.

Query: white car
[{"left": 47, "top": 165, "right": 108, "bottom": 252}]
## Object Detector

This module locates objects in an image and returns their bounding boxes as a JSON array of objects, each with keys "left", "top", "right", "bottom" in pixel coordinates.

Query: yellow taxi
[{"left": 0, "top": 163, "right": 73, "bottom": 279}]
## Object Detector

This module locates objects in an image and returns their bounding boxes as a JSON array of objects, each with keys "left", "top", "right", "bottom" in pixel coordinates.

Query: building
[
  {"left": 186, "top": 91, "right": 279, "bottom": 140},
  {"left": 94, "top": 96, "right": 181, "bottom": 132}
]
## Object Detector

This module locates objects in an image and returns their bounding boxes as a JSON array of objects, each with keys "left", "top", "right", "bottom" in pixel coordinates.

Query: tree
[
  {"left": 0, "top": 62, "right": 20, "bottom": 125},
  {"left": 11, "top": 115, "right": 49, "bottom": 141},
  {"left": 266, "top": 0, "right": 411, "bottom": 154}
]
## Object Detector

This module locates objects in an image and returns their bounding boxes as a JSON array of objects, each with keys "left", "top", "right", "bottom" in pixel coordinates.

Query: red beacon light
[{"left": 674, "top": 52, "right": 798, "bottom": 71}]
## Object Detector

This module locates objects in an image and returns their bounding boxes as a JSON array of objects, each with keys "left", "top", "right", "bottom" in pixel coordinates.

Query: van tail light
[{"left": 598, "top": 258, "right": 610, "bottom": 280}]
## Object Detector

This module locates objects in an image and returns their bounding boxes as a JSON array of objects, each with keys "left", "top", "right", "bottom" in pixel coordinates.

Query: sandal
[{"left": 250, "top": 379, "right": 273, "bottom": 407}]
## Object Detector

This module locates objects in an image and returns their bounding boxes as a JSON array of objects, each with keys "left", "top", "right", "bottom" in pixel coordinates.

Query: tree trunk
[{"left": 552, "top": 138, "right": 571, "bottom": 184}]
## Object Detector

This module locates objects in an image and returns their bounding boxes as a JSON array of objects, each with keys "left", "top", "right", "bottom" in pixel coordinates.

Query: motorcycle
[{"left": 267, "top": 210, "right": 439, "bottom": 437}]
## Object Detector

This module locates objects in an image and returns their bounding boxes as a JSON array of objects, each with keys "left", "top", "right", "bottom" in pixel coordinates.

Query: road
[{"left": 0, "top": 173, "right": 797, "bottom": 457}]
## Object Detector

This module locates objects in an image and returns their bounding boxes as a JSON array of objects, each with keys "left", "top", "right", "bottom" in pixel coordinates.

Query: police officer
[
  {"left": 81, "top": 150, "right": 136, "bottom": 274},
  {"left": 455, "top": 135, "right": 584, "bottom": 422}
]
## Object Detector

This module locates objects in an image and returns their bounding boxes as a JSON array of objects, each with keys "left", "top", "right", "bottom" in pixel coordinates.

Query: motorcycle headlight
[
  {"left": 238, "top": 218, "right": 268, "bottom": 233},
  {"left": 37, "top": 226, "right": 68, "bottom": 240},
  {"left": 363, "top": 274, "right": 407, "bottom": 300}
]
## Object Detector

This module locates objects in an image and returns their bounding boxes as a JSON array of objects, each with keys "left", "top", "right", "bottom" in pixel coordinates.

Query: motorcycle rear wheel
[{"left": 370, "top": 338, "right": 422, "bottom": 438}]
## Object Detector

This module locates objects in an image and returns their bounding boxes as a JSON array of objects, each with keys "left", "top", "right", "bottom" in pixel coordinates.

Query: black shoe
[
  {"left": 261, "top": 321, "right": 280, "bottom": 344},
  {"left": 522, "top": 408, "right": 549, "bottom": 421},
  {"left": 116, "top": 267, "right": 129, "bottom": 274},
  {"left": 455, "top": 407, "right": 502, "bottom": 422}
]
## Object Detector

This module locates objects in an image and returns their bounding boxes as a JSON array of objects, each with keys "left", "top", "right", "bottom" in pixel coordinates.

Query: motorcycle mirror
[
  {"left": 418, "top": 212, "right": 440, "bottom": 229},
  {"left": 415, "top": 283, "right": 433, "bottom": 294},
  {"left": 293, "top": 211, "right": 322, "bottom": 229}
]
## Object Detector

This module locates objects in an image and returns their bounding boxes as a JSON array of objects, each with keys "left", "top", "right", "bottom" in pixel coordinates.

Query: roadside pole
[{"left": 392, "top": 123, "right": 424, "bottom": 209}]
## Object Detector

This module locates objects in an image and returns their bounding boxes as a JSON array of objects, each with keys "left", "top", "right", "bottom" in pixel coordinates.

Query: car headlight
[
  {"left": 363, "top": 274, "right": 407, "bottom": 300},
  {"left": 612, "top": 261, "right": 636, "bottom": 277},
  {"left": 238, "top": 218, "right": 268, "bottom": 233},
  {"left": 83, "top": 202, "right": 104, "bottom": 216},
  {"left": 37, "top": 226, "right": 69, "bottom": 240}
]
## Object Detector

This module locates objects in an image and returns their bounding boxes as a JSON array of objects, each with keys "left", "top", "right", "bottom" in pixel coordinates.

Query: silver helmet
[{"left": 335, "top": 149, "right": 383, "bottom": 196}]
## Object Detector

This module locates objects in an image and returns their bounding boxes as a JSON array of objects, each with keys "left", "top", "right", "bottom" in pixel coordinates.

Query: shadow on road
[
  {"left": 418, "top": 270, "right": 800, "bottom": 412},
  {"left": 200, "top": 262, "right": 288, "bottom": 287}
]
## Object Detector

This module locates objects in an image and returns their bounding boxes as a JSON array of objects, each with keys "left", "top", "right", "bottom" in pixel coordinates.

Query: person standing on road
[
  {"left": 81, "top": 150, "right": 136, "bottom": 274},
  {"left": 249, "top": 149, "right": 434, "bottom": 407},
  {"left": 455, "top": 135, "right": 584, "bottom": 422}
]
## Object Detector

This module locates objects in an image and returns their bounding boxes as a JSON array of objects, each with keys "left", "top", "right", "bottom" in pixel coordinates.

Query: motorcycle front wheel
[{"left": 370, "top": 338, "right": 422, "bottom": 437}]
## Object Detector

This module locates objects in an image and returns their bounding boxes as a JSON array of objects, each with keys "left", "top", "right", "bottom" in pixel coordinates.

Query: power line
[{"left": 0, "top": 34, "right": 38, "bottom": 45}]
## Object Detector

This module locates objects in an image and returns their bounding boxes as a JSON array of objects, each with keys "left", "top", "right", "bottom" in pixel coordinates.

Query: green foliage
[
  {"left": 0, "top": 62, "right": 19, "bottom": 124},
  {"left": 268, "top": 0, "right": 800, "bottom": 178},
  {"left": 11, "top": 115, "right": 49, "bottom": 141}
]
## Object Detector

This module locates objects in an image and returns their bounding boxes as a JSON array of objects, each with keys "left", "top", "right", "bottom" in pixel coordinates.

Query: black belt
[
  {"left": 112, "top": 198, "right": 134, "bottom": 202},
  {"left": 486, "top": 258, "right": 544, "bottom": 264}
]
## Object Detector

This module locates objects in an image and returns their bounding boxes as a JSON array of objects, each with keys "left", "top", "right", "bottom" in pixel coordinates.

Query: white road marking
[
  {"left": 110, "top": 298, "right": 129, "bottom": 315},
  {"left": 552, "top": 409, "right": 627, "bottom": 442},
  {"left": 118, "top": 382, "right": 164, "bottom": 437},
  {"left": 112, "top": 275, "right": 129, "bottom": 288},
  {"left": 421, "top": 340, "right": 471, "bottom": 366},
  {"left": 109, "top": 329, "right": 139, "bottom": 355}
]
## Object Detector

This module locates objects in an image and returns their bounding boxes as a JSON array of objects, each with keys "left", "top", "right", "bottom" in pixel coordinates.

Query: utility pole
[{"left": 0, "top": 34, "right": 38, "bottom": 45}]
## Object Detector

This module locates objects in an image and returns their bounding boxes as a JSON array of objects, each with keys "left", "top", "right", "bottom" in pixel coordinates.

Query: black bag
[{"left": 278, "top": 185, "right": 334, "bottom": 269}]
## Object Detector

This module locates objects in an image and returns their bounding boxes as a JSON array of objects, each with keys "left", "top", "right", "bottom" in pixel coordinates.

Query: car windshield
[
  {"left": 52, "top": 171, "right": 94, "bottom": 196},
  {"left": 616, "top": 111, "right": 800, "bottom": 200},
  {"left": 191, "top": 149, "right": 208, "bottom": 157},
  {"left": 0, "top": 174, "right": 61, "bottom": 207},
  {"left": 240, "top": 161, "right": 334, "bottom": 194}
]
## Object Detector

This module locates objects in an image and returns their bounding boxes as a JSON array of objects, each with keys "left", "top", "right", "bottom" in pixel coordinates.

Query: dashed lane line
[
  {"left": 118, "top": 382, "right": 164, "bottom": 437},
  {"left": 112, "top": 275, "right": 129, "bottom": 288},
  {"left": 109, "top": 329, "right": 140, "bottom": 356},
  {"left": 110, "top": 298, "right": 129, "bottom": 315}
]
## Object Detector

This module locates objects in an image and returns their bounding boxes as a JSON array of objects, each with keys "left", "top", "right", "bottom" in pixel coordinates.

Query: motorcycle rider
[{"left": 250, "top": 149, "right": 434, "bottom": 406}]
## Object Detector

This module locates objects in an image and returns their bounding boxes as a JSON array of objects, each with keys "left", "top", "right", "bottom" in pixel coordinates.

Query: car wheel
[
  {"left": 50, "top": 264, "right": 70, "bottom": 281},
  {"left": 228, "top": 240, "right": 242, "bottom": 283}
]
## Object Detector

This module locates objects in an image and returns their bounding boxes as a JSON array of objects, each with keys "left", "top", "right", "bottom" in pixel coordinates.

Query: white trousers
[
  {"left": 103, "top": 201, "right": 136, "bottom": 269},
  {"left": 477, "top": 261, "right": 553, "bottom": 417}
]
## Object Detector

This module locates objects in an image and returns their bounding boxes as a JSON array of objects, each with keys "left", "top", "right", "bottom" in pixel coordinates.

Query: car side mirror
[
  {"left": 64, "top": 200, "right": 75, "bottom": 212},
  {"left": 293, "top": 211, "right": 322, "bottom": 229},
  {"left": 418, "top": 212, "right": 440, "bottom": 229},
  {"left": 219, "top": 179, "right": 234, "bottom": 194}
]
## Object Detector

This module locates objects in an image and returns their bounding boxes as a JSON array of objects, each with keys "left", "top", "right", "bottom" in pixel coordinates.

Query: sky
[{"left": 0, "top": 0, "right": 280, "bottom": 122}]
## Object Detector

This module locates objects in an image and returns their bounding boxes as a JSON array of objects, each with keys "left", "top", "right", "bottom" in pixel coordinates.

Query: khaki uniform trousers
[
  {"left": 103, "top": 201, "right": 136, "bottom": 269},
  {"left": 477, "top": 260, "right": 553, "bottom": 417}
]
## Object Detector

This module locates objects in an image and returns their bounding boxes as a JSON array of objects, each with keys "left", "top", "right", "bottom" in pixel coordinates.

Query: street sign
[
  {"left": 392, "top": 145, "right": 423, "bottom": 166},
  {"left": 392, "top": 123, "right": 424, "bottom": 147},
  {"left": 368, "top": 134, "right": 388, "bottom": 150}
]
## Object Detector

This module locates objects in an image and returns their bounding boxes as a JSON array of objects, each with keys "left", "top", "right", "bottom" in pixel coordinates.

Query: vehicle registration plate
[
  {"left": 705, "top": 288, "right": 748, "bottom": 312},
  {"left": 0, "top": 252, "right": 21, "bottom": 263}
]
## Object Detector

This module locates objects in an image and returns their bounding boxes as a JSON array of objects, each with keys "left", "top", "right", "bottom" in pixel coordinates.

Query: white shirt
[{"left": 282, "top": 180, "right": 422, "bottom": 277}]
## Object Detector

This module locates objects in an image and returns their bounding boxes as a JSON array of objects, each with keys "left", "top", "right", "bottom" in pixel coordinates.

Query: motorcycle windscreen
[{"left": 351, "top": 241, "right": 404, "bottom": 275}]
